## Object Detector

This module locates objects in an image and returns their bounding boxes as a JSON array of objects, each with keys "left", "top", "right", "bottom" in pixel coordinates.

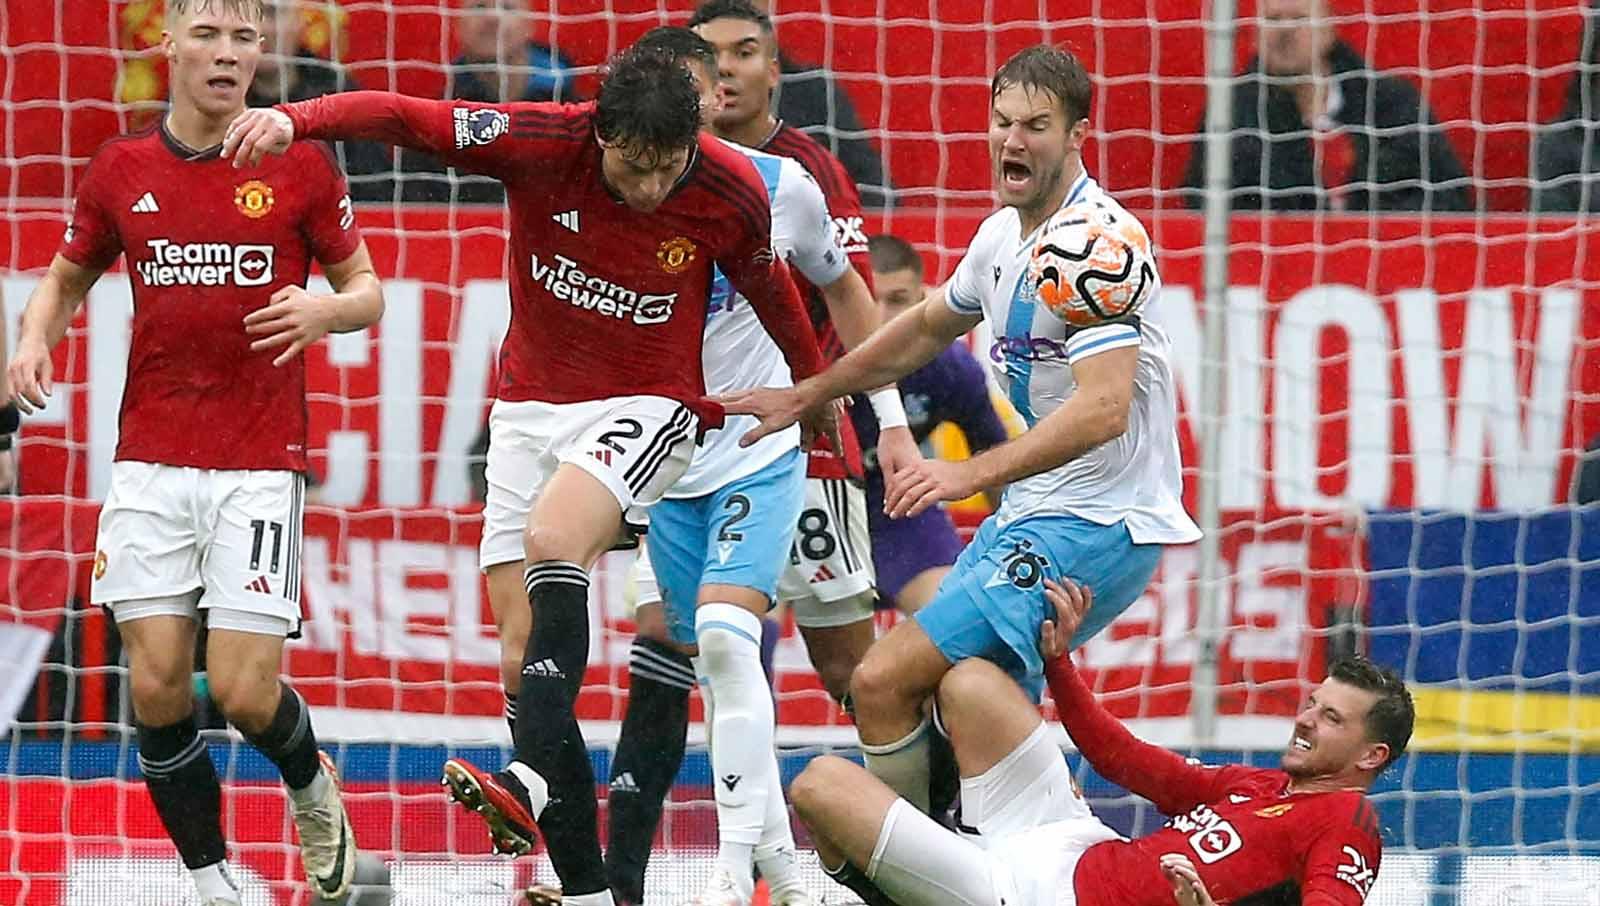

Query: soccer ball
[{"left": 1027, "top": 200, "right": 1156, "bottom": 327}]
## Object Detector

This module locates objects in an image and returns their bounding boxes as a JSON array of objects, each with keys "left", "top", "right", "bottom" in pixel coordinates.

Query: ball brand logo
[
  {"left": 135, "top": 239, "right": 275, "bottom": 287},
  {"left": 93, "top": 550, "right": 107, "bottom": 580},
  {"left": 233, "top": 180, "right": 274, "bottom": 219},
  {"left": 657, "top": 236, "right": 696, "bottom": 274}
]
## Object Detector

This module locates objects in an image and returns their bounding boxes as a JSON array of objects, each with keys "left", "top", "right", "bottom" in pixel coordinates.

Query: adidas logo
[
  {"left": 523, "top": 658, "right": 566, "bottom": 679},
  {"left": 720, "top": 773, "right": 742, "bottom": 792},
  {"left": 589, "top": 448, "right": 613, "bottom": 466},
  {"left": 811, "top": 564, "right": 835, "bottom": 583},
  {"left": 130, "top": 192, "right": 160, "bottom": 214},
  {"left": 552, "top": 209, "right": 580, "bottom": 233},
  {"left": 245, "top": 575, "right": 271, "bottom": 594},
  {"left": 609, "top": 771, "right": 639, "bottom": 793}
]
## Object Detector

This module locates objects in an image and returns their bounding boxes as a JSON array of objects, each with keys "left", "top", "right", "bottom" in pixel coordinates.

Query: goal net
[{"left": 3, "top": 0, "right": 1598, "bottom": 904}]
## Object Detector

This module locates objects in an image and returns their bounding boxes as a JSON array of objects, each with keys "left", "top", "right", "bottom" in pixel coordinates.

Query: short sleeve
[
  {"left": 302, "top": 144, "right": 363, "bottom": 266},
  {"left": 943, "top": 224, "right": 991, "bottom": 316},
  {"left": 1064, "top": 319, "right": 1141, "bottom": 365},
  {"left": 60, "top": 154, "right": 123, "bottom": 272},
  {"left": 778, "top": 161, "right": 850, "bottom": 288}
]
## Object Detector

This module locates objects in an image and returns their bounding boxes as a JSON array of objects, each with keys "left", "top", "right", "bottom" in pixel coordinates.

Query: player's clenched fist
[
  {"left": 1040, "top": 577, "right": 1091, "bottom": 660},
  {"left": 8, "top": 337, "right": 55, "bottom": 415},
  {"left": 221, "top": 107, "right": 296, "bottom": 168},
  {"left": 244, "top": 285, "right": 343, "bottom": 366},
  {"left": 1160, "top": 854, "right": 1217, "bottom": 906}
]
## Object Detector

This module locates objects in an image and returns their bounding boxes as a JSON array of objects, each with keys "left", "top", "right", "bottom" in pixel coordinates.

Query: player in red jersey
[
  {"left": 7, "top": 2, "right": 382, "bottom": 903},
  {"left": 790, "top": 579, "right": 1414, "bottom": 906},
  {"left": 688, "top": 0, "right": 914, "bottom": 707},
  {"left": 223, "top": 44, "right": 828, "bottom": 906}
]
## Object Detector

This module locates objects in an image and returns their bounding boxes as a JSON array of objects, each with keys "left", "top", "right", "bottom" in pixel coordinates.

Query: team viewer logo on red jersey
[
  {"left": 233, "top": 179, "right": 275, "bottom": 219},
  {"left": 135, "top": 239, "right": 274, "bottom": 287},
  {"left": 530, "top": 251, "right": 678, "bottom": 325}
]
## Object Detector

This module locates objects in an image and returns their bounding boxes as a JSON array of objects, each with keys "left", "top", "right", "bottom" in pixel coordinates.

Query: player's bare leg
[
  {"left": 848, "top": 619, "right": 952, "bottom": 812},
  {"left": 893, "top": 566, "right": 951, "bottom": 615},
  {"left": 933, "top": 659, "right": 1046, "bottom": 779},
  {"left": 486, "top": 561, "right": 533, "bottom": 737},
  {"left": 795, "top": 607, "right": 874, "bottom": 703},
  {"left": 446, "top": 463, "right": 622, "bottom": 905},
  {"left": 122, "top": 610, "right": 243, "bottom": 905},
  {"left": 207, "top": 627, "right": 356, "bottom": 900}
]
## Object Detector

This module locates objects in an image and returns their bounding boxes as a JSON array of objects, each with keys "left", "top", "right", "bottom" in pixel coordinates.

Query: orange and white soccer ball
[{"left": 1027, "top": 200, "right": 1156, "bottom": 327}]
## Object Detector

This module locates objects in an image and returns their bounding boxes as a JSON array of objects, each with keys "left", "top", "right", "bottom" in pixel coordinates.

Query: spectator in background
[
  {"left": 747, "top": 0, "right": 893, "bottom": 206},
  {"left": 1182, "top": 0, "right": 1470, "bottom": 212},
  {"left": 419, "top": 0, "right": 580, "bottom": 204},
  {"left": 248, "top": 0, "right": 392, "bottom": 202},
  {"left": 449, "top": 0, "right": 577, "bottom": 105},
  {"left": 1534, "top": 4, "right": 1600, "bottom": 213}
]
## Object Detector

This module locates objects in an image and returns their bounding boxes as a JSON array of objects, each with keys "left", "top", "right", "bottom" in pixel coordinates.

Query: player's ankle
[{"left": 501, "top": 761, "right": 550, "bottom": 818}]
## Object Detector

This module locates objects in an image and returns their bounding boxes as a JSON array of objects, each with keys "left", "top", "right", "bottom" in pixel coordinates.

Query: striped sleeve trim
[
  {"left": 1065, "top": 323, "right": 1141, "bottom": 364},
  {"left": 945, "top": 283, "right": 983, "bottom": 315}
]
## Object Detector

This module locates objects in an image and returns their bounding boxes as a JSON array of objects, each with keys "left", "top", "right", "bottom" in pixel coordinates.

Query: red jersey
[
  {"left": 761, "top": 121, "right": 872, "bottom": 479},
  {"left": 60, "top": 121, "right": 361, "bottom": 472},
  {"left": 1048, "top": 659, "right": 1384, "bottom": 906},
  {"left": 283, "top": 94, "right": 824, "bottom": 429}
]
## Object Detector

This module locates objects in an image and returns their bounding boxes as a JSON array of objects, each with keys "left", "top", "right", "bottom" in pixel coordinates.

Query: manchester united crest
[
  {"left": 657, "top": 236, "right": 696, "bottom": 274},
  {"left": 234, "top": 179, "right": 275, "bottom": 219},
  {"left": 93, "top": 549, "right": 108, "bottom": 581}
]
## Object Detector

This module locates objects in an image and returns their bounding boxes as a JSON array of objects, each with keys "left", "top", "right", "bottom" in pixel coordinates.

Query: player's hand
[
  {"left": 874, "top": 425, "right": 921, "bottom": 489},
  {"left": 884, "top": 457, "right": 977, "bottom": 519},
  {"left": 1160, "top": 854, "right": 1216, "bottom": 906},
  {"left": 7, "top": 338, "right": 55, "bottom": 415},
  {"left": 1040, "top": 577, "right": 1092, "bottom": 660},
  {"left": 720, "top": 385, "right": 810, "bottom": 447},
  {"left": 244, "top": 285, "right": 339, "bottom": 366},
  {"left": 221, "top": 108, "right": 295, "bottom": 168},
  {"left": 0, "top": 449, "right": 16, "bottom": 494}
]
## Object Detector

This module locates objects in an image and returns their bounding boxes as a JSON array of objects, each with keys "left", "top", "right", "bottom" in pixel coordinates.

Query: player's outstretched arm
[
  {"left": 1041, "top": 578, "right": 1230, "bottom": 815},
  {"left": 243, "top": 244, "right": 384, "bottom": 367},
  {"left": 8, "top": 254, "right": 101, "bottom": 415},
  {"left": 723, "top": 285, "right": 975, "bottom": 446},
  {"left": 224, "top": 93, "right": 523, "bottom": 177}
]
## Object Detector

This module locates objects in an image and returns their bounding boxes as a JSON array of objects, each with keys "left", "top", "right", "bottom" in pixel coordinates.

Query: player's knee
[
  {"left": 128, "top": 661, "right": 191, "bottom": 721},
  {"left": 812, "top": 652, "right": 855, "bottom": 704},
  {"left": 791, "top": 754, "right": 852, "bottom": 821},
  {"left": 523, "top": 521, "right": 601, "bottom": 566},
  {"left": 849, "top": 647, "right": 909, "bottom": 713},
  {"left": 206, "top": 666, "right": 279, "bottom": 732},
  {"left": 935, "top": 658, "right": 1009, "bottom": 730}
]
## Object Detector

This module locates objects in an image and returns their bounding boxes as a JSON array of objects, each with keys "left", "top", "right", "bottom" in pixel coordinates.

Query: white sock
[
  {"left": 287, "top": 765, "right": 330, "bottom": 812},
  {"left": 696, "top": 602, "right": 772, "bottom": 898},
  {"left": 191, "top": 861, "right": 240, "bottom": 903},
  {"left": 861, "top": 718, "right": 932, "bottom": 813},
  {"left": 563, "top": 892, "right": 615, "bottom": 906},
  {"left": 754, "top": 748, "right": 804, "bottom": 898},
  {"left": 504, "top": 760, "right": 551, "bottom": 820}
]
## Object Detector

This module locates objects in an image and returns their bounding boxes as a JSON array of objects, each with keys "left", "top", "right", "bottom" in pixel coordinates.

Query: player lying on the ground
[
  {"left": 223, "top": 39, "right": 828, "bottom": 906},
  {"left": 790, "top": 578, "right": 1415, "bottom": 906},
  {"left": 853, "top": 233, "right": 1009, "bottom": 615},
  {"left": 724, "top": 42, "right": 1200, "bottom": 819},
  {"left": 9, "top": 1, "right": 384, "bottom": 902},
  {"left": 600, "top": 17, "right": 916, "bottom": 906}
]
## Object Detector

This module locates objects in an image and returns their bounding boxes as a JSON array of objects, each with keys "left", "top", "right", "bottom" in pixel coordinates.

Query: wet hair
[
  {"left": 868, "top": 234, "right": 923, "bottom": 281},
  {"left": 991, "top": 44, "right": 1093, "bottom": 124},
  {"left": 1328, "top": 655, "right": 1414, "bottom": 772},
  {"left": 166, "top": 0, "right": 266, "bottom": 24},
  {"left": 595, "top": 44, "right": 702, "bottom": 156},
  {"left": 688, "top": 0, "right": 777, "bottom": 57},
  {"left": 633, "top": 26, "right": 718, "bottom": 75}
]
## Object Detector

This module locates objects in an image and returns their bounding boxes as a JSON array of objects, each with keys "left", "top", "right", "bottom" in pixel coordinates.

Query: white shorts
[
  {"left": 868, "top": 723, "right": 1120, "bottom": 906},
  {"left": 91, "top": 461, "right": 305, "bottom": 636},
  {"left": 777, "top": 477, "right": 875, "bottom": 628},
  {"left": 479, "top": 396, "right": 698, "bottom": 570}
]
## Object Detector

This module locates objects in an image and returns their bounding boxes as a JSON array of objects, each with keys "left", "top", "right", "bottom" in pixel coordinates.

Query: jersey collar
[{"left": 158, "top": 118, "right": 223, "bottom": 162}]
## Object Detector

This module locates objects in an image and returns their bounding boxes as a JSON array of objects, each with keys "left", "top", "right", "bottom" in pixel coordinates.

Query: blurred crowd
[{"left": 132, "top": 0, "right": 1600, "bottom": 212}]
